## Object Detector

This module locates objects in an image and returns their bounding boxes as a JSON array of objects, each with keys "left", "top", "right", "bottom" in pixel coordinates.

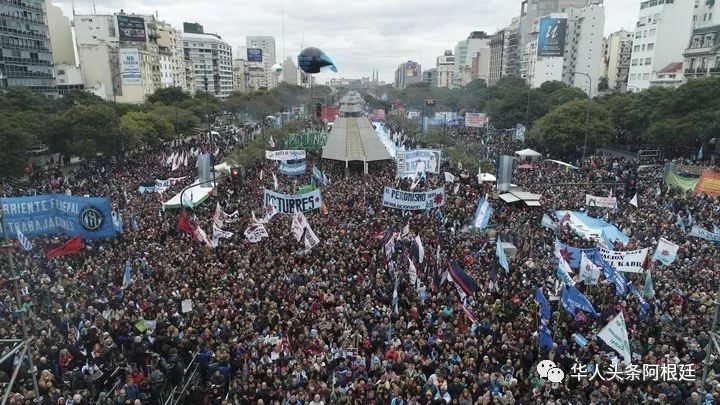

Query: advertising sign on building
[
  {"left": 537, "top": 17, "right": 567, "bottom": 57},
  {"left": 465, "top": 112, "right": 488, "bottom": 128},
  {"left": 117, "top": 15, "right": 147, "bottom": 42},
  {"left": 405, "top": 62, "right": 419, "bottom": 77},
  {"left": 119, "top": 48, "right": 142, "bottom": 85},
  {"left": 247, "top": 48, "right": 263, "bottom": 62}
]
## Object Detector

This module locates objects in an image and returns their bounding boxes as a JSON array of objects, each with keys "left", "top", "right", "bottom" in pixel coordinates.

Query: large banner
[
  {"left": 279, "top": 160, "right": 306, "bottom": 176},
  {"left": 585, "top": 194, "right": 617, "bottom": 209},
  {"left": 537, "top": 17, "right": 567, "bottom": 57},
  {"left": 283, "top": 133, "right": 327, "bottom": 150},
  {"left": 465, "top": 113, "right": 488, "bottom": 128},
  {"left": 371, "top": 109, "right": 386, "bottom": 121},
  {"left": 120, "top": 48, "right": 142, "bottom": 85},
  {"left": 695, "top": 169, "right": 720, "bottom": 197},
  {"left": 247, "top": 48, "right": 263, "bottom": 62},
  {"left": 396, "top": 150, "right": 441, "bottom": 177},
  {"left": 599, "top": 247, "right": 648, "bottom": 273},
  {"left": 263, "top": 189, "right": 322, "bottom": 214},
  {"left": 688, "top": 225, "right": 720, "bottom": 242},
  {"left": 0, "top": 195, "right": 117, "bottom": 239},
  {"left": 117, "top": 15, "right": 146, "bottom": 42},
  {"left": 265, "top": 150, "right": 306, "bottom": 161},
  {"left": 382, "top": 187, "right": 445, "bottom": 210}
]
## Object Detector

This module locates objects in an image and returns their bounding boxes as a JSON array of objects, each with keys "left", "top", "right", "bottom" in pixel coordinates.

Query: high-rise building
[
  {"left": 281, "top": 57, "right": 300, "bottom": 86},
  {"left": 524, "top": 2, "right": 605, "bottom": 96},
  {"left": 0, "top": 0, "right": 57, "bottom": 96},
  {"left": 422, "top": 68, "right": 437, "bottom": 86},
  {"left": 394, "top": 60, "right": 422, "bottom": 89},
  {"left": 232, "top": 57, "right": 248, "bottom": 93},
  {"left": 183, "top": 26, "right": 233, "bottom": 98},
  {"left": 156, "top": 21, "right": 187, "bottom": 91},
  {"left": 45, "top": 0, "right": 83, "bottom": 96},
  {"left": 246, "top": 36, "right": 277, "bottom": 89},
  {"left": 452, "top": 31, "right": 491, "bottom": 87},
  {"left": 75, "top": 12, "right": 170, "bottom": 103},
  {"left": 601, "top": 30, "right": 632, "bottom": 91},
  {"left": 503, "top": 17, "right": 521, "bottom": 78},
  {"left": 627, "top": 0, "right": 694, "bottom": 92},
  {"left": 489, "top": 29, "right": 506, "bottom": 85},
  {"left": 436, "top": 51, "right": 454, "bottom": 88},
  {"left": 682, "top": 0, "right": 720, "bottom": 81}
]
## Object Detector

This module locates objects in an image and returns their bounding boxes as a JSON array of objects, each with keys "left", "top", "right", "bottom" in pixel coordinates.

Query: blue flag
[
  {"left": 539, "top": 319, "right": 554, "bottom": 350},
  {"left": 628, "top": 283, "right": 650, "bottom": 319},
  {"left": 561, "top": 285, "right": 600, "bottom": 317},
  {"left": 644, "top": 270, "right": 655, "bottom": 299},
  {"left": 554, "top": 239, "right": 597, "bottom": 268},
  {"left": 448, "top": 262, "right": 479, "bottom": 296},
  {"left": 472, "top": 198, "right": 493, "bottom": 229},
  {"left": 590, "top": 251, "right": 627, "bottom": 296},
  {"left": 676, "top": 213, "right": 686, "bottom": 232},
  {"left": 496, "top": 237, "right": 509, "bottom": 272},
  {"left": 123, "top": 259, "right": 132, "bottom": 289},
  {"left": 534, "top": 288, "right": 551, "bottom": 320}
]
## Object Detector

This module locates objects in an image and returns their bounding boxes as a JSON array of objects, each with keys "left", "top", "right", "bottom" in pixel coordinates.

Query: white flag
[
  {"left": 211, "top": 223, "right": 234, "bottom": 247},
  {"left": 579, "top": 252, "right": 601, "bottom": 285},
  {"left": 407, "top": 257, "right": 418, "bottom": 288},
  {"left": 401, "top": 221, "right": 410, "bottom": 237},
  {"left": 244, "top": 223, "right": 268, "bottom": 243},
  {"left": 260, "top": 169, "right": 264, "bottom": 180},
  {"left": 225, "top": 210, "right": 239, "bottom": 223},
  {"left": 262, "top": 202, "right": 278, "bottom": 223},
  {"left": 597, "top": 312, "right": 632, "bottom": 362},
  {"left": 291, "top": 210, "right": 309, "bottom": 241},
  {"left": 192, "top": 225, "right": 213, "bottom": 248},
  {"left": 213, "top": 202, "right": 226, "bottom": 227},
  {"left": 251, "top": 210, "right": 258, "bottom": 224},
  {"left": 413, "top": 235, "right": 425, "bottom": 264},
  {"left": 273, "top": 173, "right": 279, "bottom": 190},
  {"left": 16, "top": 228, "right": 33, "bottom": 251},
  {"left": 444, "top": 172, "right": 455, "bottom": 183},
  {"left": 183, "top": 151, "right": 188, "bottom": 167},
  {"left": 269, "top": 135, "right": 275, "bottom": 148},
  {"left": 629, "top": 193, "right": 638, "bottom": 207}
]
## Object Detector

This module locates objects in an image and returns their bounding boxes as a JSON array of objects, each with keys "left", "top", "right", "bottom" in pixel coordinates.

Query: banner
[
  {"left": 263, "top": 189, "right": 322, "bottom": 214},
  {"left": 371, "top": 109, "right": 386, "bottom": 121},
  {"left": 0, "top": 194, "right": 117, "bottom": 239},
  {"left": 514, "top": 124, "right": 526, "bottom": 142},
  {"left": 396, "top": 150, "right": 442, "bottom": 177},
  {"left": 497, "top": 155, "right": 513, "bottom": 192},
  {"left": 279, "top": 160, "right": 306, "bottom": 176},
  {"left": 554, "top": 240, "right": 598, "bottom": 268},
  {"left": 695, "top": 169, "right": 720, "bottom": 197},
  {"left": 597, "top": 312, "right": 631, "bottom": 362},
  {"left": 283, "top": 132, "right": 328, "bottom": 150},
  {"left": 579, "top": 252, "right": 601, "bottom": 285},
  {"left": 247, "top": 48, "right": 263, "bottom": 62},
  {"left": 465, "top": 113, "right": 487, "bottom": 128},
  {"left": 688, "top": 225, "right": 720, "bottom": 242},
  {"left": 652, "top": 237, "right": 679, "bottom": 265},
  {"left": 537, "top": 17, "right": 567, "bottom": 57},
  {"left": 265, "top": 150, "right": 306, "bottom": 161},
  {"left": 382, "top": 187, "right": 445, "bottom": 211},
  {"left": 599, "top": 247, "right": 648, "bottom": 273},
  {"left": 119, "top": 48, "right": 142, "bottom": 85},
  {"left": 585, "top": 194, "right": 617, "bottom": 209},
  {"left": 117, "top": 15, "right": 146, "bottom": 42}
]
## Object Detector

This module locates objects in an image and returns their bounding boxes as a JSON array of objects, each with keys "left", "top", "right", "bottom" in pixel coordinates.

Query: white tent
[
  {"left": 478, "top": 173, "right": 497, "bottom": 182},
  {"left": 515, "top": 149, "right": 542, "bottom": 159}
]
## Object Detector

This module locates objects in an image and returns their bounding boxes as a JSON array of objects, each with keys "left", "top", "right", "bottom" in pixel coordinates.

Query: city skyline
[{"left": 54, "top": 0, "right": 639, "bottom": 84}]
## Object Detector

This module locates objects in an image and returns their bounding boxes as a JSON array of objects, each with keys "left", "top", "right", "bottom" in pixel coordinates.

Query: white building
[
  {"left": 45, "top": 0, "right": 75, "bottom": 65},
  {"left": 156, "top": 21, "right": 188, "bottom": 91},
  {"left": 281, "top": 57, "right": 300, "bottom": 86},
  {"left": 436, "top": 51, "right": 455, "bottom": 88},
  {"left": 233, "top": 58, "right": 249, "bottom": 93},
  {"left": 182, "top": 31, "right": 234, "bottom": 97},
  {"left": 601, "top": 30, "right": 632, "bottom": 91},
  {"left": 246, "top": 36, "right": 277, "bottom": 89},
  {"left": 452, "top": 31, "right": 491, "bottom": 86},
  {"left": 627, "top": 0, "right": 695, "bottom": 91},
  {"left": 682, "top": 0, "right": 720, "bottom": 80},
  {"left": 524, "top": 2, "right": 604, "bottom": 96}
]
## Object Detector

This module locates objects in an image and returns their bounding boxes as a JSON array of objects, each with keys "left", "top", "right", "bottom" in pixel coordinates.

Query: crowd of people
[{"left": 1, "top": 118, "right": 719, "bottom": 405}]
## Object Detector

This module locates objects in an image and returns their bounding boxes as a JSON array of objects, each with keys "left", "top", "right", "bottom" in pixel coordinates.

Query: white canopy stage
[
  {"left": 498, "top": 187, "right": 542, "bottom": 207},
  {"left": 515, "top": 149, "right": 542, "bottom": 159},
  {"left": 478, "top": 173, "right": 497, "bottom": 182},
  {"left": 163, "top": 179, "right": 215, "bottom": 209}
]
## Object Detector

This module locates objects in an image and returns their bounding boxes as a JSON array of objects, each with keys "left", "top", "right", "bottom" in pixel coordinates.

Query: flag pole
[{"left": 0, "top": 206, "right": 42, "bottom": 403}]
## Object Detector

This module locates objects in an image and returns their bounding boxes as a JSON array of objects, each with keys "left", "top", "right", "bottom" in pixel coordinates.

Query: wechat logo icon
[{"left": 537, "top": 360, "right": 565, "bottom": 383}]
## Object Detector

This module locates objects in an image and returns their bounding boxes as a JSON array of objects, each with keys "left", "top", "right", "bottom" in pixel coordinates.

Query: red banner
[
  {"left": 695, "top": 169, "right": 720, "bottom": 197},
  {"left": 319, "top": 106, "right": 339, "bottom": 123}
]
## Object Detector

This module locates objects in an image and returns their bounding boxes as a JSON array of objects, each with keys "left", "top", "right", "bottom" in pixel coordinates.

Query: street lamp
[{"left": 573, "top": 71, "right": 592, "bottom": 163}]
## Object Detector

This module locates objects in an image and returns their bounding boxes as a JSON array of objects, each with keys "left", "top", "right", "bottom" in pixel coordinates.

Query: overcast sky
[{"left": 54, "top": 0, "right": 640, "bottom": 84}]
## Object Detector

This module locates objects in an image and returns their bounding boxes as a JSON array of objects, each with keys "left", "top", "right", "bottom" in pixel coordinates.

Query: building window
[
  {"left": 645, "top": 58, "right": 652, "bottom": 65},
  {"left": 647, "top": 43, "right": 654, "bottom": 51},
  {"left": 642, "top": 44, "right": 646, "bottom": 51},
  {"left": 649, "top": 29, "right": 656, "bottom": 37},
  {"left": 632, "top": 59, "right": 638, "bottom": 66},
  {"left": 634, "top": 45, "right": 640, "bottom": 52},
  {"left": 643, "top": 73, "right": 650, "bottom": 80}
]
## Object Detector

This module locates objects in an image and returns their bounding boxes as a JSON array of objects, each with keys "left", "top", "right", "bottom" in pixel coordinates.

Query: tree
[
  {"left": 49, "top": 104, "right": 120, "bottom": 159},
  {"left": 0, "top": 114, "right": 34, "bottom": 176},
  {"left": 598, "top": 77, "right": 609, "bottom": 92},
  {"left": 148, "top": 87, "right": 191, "bottom": 105},
  {"left": 150, "top": 105, "right": 201, "bottom": 135},
  {"left": 119, "top": 111, "right": 175, "bottom": 149},
  {"left": 529, "top": 99, "right": 614, "bottom": 157}
]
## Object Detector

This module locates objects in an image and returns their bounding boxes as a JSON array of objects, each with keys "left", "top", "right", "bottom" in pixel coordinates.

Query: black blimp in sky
[{"left": 297, "top": 47, "right": 337, "bottom": 74}]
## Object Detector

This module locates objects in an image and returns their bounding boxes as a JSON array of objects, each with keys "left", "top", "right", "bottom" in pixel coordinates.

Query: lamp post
[{"left": 573, "top": 71, "right": 592, "bottom": 163}]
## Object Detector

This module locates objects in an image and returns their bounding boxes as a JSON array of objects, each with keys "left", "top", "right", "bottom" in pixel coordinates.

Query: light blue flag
[
  {"left": 644, "top": 270, "right": 655, "bottom": 299},
  {"left": 556, "top": 257, "right": 575, "bottom": 287},
  {"left": 676, "top": 213, "right": 686, "bottom": 232},
  {"left": 131, "top": 213, "right": 140, "bottom": 232},
  {"left": 698, "top": 145, "right": 704, "bottom": 160},
  {"left": 16, "top": 227, "right": 33, "bottom": 251},
  {"left": 539, "top": 318, "right": 554, "bottom": 350},
  {"left": 472, "top": 198, "right": 493, "bottom": 229},
  {"left": 714, "top": 225, "right": 720, "bottom": 234},
  {"left": 561, "top": 285, "right": 600, "bottom": 317},
  {"left": 628, "top": 283, "right": 650, "bottom": 319},
  {"left": 496, "top": 236, "right": 509, "bottom": 272},
  {"left": 123, "top": 259, "right": 132, "bottom": 289},
  {"left": 534, "top": 288, "right": 551, "bottom": 320},
  {"left": 589, "top": 251, "right": 627, "bottom": 296}
]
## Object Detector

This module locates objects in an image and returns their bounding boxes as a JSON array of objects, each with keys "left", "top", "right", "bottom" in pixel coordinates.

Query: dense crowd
[{"left": 1, "top": 121, "right": 719, "bottom": 405}]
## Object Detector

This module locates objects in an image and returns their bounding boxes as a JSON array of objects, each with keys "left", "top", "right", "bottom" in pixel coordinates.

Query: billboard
[
  {"left": 117, "top": 15, "right": 146, "bottom": 42},
  {"left": 396, "top": 150, "right": 442, "bottom": 177},
  {"left": 119, "top": 48, "right": 142, "bottom": 85},
  {"left": 247, "top": 48, "right": 263, "bottom": 62},
  {"left": 537, "top": 17, "right": 567, "bottom": 57},
  {"left": 465, "top": 112, "right": 488, "bottom": 128},
  {"left": 405, "top": 61, "right": 419, "bottom": 77}
]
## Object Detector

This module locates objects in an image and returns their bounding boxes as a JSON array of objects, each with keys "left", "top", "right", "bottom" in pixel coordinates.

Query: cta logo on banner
[
  {"left": 382, "top": 187, "right": 445, "bottom": 211},
  {"left": 599, "top": 247, "right": 649, "bottom": 273},
  {"left": 396, "top": 150, "right": 442, "bottom": 177},
  {"left": 263, "top": 189, "right": 322, "bottom": 214},
  {"left": 0, "top": 194, "right": 117, "bottom": 239},
  {"left": 265, "top": 150, "right": 306, "bottom": 161},
  {"left": 585, "top": 194, "right": 617, "bottom": 209},
  {"left": 465, "top": 112, "right": 487, "bottom": 128}
]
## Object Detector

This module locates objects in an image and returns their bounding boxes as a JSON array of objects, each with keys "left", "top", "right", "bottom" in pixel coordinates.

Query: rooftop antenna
[
  {"left": 92, "top": 1, "right": 96, "bottom": 14},
  {"left": 281, "top": 7, "right": 286, "bottom": 61},
  {"left": 71, "top": 0, "right": 76, "bottom": 17}
]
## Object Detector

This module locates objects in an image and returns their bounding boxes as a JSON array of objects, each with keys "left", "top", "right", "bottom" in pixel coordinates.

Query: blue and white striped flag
[
  {"left": 122, "top": 259, "right": 132, "bottom": 289},
  {"left": 472, "top": 197, "right": 493, "bottom": 229},
  {"left": 496, "top": 236, "right": 510, "bottom": 272},
  {"left": 16, "top": 228, "right": 32, "bottom": 251}
]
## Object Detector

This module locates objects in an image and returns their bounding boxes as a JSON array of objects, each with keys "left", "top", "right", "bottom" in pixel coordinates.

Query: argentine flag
[{"left": 472, "top": 197, "right": 493, "bottom": 230}]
